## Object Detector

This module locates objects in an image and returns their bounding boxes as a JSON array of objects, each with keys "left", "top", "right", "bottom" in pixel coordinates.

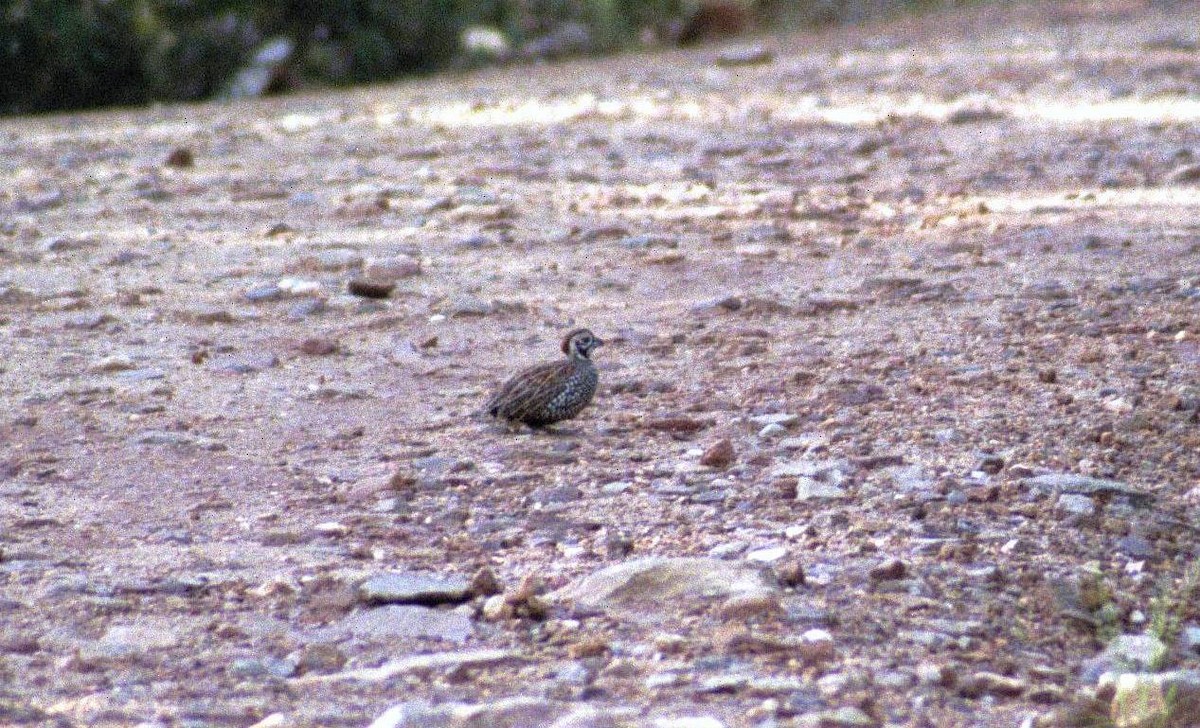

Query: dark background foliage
[{"left": 0, "top": 0, "right": 936, "bottom": 116}]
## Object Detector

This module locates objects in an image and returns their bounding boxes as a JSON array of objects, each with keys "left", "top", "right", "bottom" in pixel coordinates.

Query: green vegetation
[{"left": 0, "top": 0, "right": 933, "bottom": 116}]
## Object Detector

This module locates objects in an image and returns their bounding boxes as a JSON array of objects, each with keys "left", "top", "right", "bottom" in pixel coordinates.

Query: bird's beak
[{"left": 594, "top": 337, "right": 605, "bottom": 348}]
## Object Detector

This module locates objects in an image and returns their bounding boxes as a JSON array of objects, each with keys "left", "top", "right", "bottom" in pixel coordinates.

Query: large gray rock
[
  {"left": 1110, "top": 670, "right": 1200, "bottom": 728},
  {"left": 552, "top": 557, "right": 778, "bottom": 622},
  {"left": 1082, "top": 634, "right": 1168, "bottom": 681}
]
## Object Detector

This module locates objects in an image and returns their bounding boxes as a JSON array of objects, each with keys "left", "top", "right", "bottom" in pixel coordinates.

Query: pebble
[
  {"left": 92, "top": 355, "right": 135, "bottom": 373},
  {"left": 601, "top": 481, "right": 632, "bottom": 495},
  {"left": 358, "top": 572, "right": 471, "bottom": 606},
  {"left": 348, "top": 278, "right": 395, "bottom": 299},
  {"left": 714, "top": 45, "right": 774, "bottom": 67},
  {"left": 481, "top": 594, "right": 513, "bottom": 621},
  {"left": 750, "top": 413, "right": 799, "bottom": 428},
  {"left": 745, "top": 546, "right": 788, "bottom": 564},
  {"left": 1056, "top": 493, "right": 1095, "bottom": 516},
  {"left": 794, "top": 478, "right": 848, "bottom": 501},
  {"left": 699, "top": 438, "right": 735, "bottom": 468},
  {"left": 444, "top": 295, "right": 492, "bottom": 317},
  {"left": 244, "top": 284, "right": 284, "bottom": 302},
  {"left": 298, "top": 337, "right": 338, "bottom": 356},
  {"left": 278, "top": 277, "right": 322, "bottom": 295},
  {"left": 868, "top": 558, "right": 907, "bottom": 581},
  {"left": 758, "top": 423, "right": 788, "bottom": 439},
  {"left": 959, "top": 671, "right": 1026, "bottom": 697}
]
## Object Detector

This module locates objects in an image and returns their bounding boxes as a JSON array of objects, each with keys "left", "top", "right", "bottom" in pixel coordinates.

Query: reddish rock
[{"left": 700, "top": 438, "right": 735, "bottom": 468}]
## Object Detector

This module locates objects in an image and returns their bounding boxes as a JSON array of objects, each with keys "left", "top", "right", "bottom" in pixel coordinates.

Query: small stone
[
  {"left": 978, "top": 455, "right": 1005, "bottom": 474},
  {"left": 718, "top": 592, "right": 781, "bottom": 620},
  {"left": 758, "top": 423, "right": 788, "bottom": 438},
  {"left": 92, "top": 355, "right": 135, "bottom": 372},
  {"left": 869, "top": 558, "right": 907, "bottom": 581},
  {"left": 348, "top": 278, "right": 395, "bottom": 299},
  {"left": 298, "top": 337, "right": 338, "bottom": 356},
  {"left": 1056, "top": 493, "right": 1095, "bottom": 516},
  {"left": 294, "top": 643, "right": 347, "bottom": 675},
  {"left": 469, "top": 567, "right": 503, "bottom": 597},
  {"left": 746, "top": 546, "right": 788, "bottom": 564},
  {"left": 699, "top": 438, "right": 735, "bottom": 468},
  {"left": 244, "top": 284, "right": 284, "bottom": 303},
  {"left": 567, "top": 636, "right": 609, "bottom": 659},
  {"left": 917, "top": 662, "right": 956, "bottom": 687},
  {"left": 714, "top": 45, "right": 774, "bottom": 67},
  {"left": 750, "top": 413, "right": 799, "bottom": 428},
  {"left": 959, "top": 671, "right": 1025, "bottom": 698},
  {"left": 481, "top": 595, "right": 513, "bottom": 621},
  {"left": 445, "top": 295, "right": 492, "bottom": 317},
  {"left": 794, "top": 478, "right": 847, "bottom": 501},
  {"left": 165, "top": 147, "right": 194, "bottom": 168}
]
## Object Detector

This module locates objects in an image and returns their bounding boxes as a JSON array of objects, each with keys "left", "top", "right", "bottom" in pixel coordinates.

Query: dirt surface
[{"left": 4, "top": 2, "right": 1200, "bottom": 726}]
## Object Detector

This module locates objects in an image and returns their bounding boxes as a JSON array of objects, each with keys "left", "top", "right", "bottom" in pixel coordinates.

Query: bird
[{"left": 484, "top": 328, "right": 604, "bottom": 429}]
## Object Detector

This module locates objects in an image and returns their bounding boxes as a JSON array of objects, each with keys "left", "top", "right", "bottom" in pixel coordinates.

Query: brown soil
[{"left": 3, "top": 1, "right": 1200, "bottom": 726}]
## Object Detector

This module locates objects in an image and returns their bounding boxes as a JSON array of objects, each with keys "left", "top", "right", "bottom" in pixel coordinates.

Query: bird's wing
[{"left": 486, "top": 361, "right": 570, "bottom": 420}]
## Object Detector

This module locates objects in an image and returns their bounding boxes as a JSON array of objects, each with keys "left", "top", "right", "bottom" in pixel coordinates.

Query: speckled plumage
[{"left": 485, "top": 328, "right": 603, "bottom": 427}]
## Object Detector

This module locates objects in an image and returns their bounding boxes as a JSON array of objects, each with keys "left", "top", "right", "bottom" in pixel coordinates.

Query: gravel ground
[{"left": 3, "top": 2, "right": 1200, "bottom": 727}]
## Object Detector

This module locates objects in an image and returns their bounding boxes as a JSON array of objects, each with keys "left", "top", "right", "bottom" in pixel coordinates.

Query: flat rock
[
  {"left": 370, "top": 697, "right": 565, "bottom": 728},
  {"left": 1025, "top": 473, "right": 1153, "bottom": 507},
  {"left": 359, "top": 572, "right": 471, "bottom": 606},
  {"left": 552, "top": 557, "right": 778, "bottom": 622},
  {"left": 301, "top": 648, "right": 518, "bottom": 684},
  {"left": 79, "top": 620, "right": 180, "bottom": 662},
  {"left": 326, "top": 605, "right": 473, "bottom": 643}
]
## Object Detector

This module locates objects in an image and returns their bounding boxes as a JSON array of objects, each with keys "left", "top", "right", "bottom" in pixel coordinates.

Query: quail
[{"left": 484, "top": 328, "right": 604, "bottom": 428}]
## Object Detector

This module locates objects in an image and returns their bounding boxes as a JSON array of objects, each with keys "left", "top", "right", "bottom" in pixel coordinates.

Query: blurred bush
[{"left": 0, "top": 0, "right": 930, "bottom": 116}]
